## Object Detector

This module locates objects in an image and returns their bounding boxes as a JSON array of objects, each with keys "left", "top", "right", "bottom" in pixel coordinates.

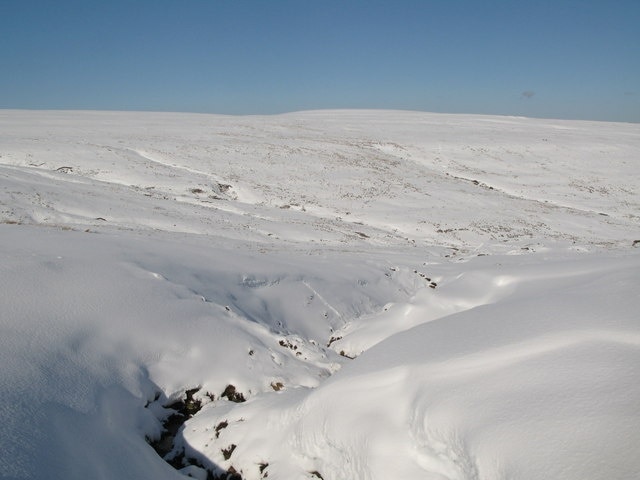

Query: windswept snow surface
[{"left": 1, "top": 110, "right": 639, "bottom": 479}]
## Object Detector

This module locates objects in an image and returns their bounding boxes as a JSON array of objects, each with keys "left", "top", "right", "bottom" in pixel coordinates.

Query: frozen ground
[{"left": 0, "top": 110, "right": 639, "bottom": 479}]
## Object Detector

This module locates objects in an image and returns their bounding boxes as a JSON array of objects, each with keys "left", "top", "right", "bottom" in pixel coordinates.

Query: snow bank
[
  {"left": 183, "top": 252, "right": 640, "bottom": 480},
  {"left": 0, "top": 225, "right": 415, "bottom": 479}
]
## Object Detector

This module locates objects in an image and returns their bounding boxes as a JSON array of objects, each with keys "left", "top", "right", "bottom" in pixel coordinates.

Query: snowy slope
[
  {"left": 0, "top": 110, "right": 639, "bottom": 480},
  {"left": 192, "top": 253, "right": 640, "bottom": 480}
]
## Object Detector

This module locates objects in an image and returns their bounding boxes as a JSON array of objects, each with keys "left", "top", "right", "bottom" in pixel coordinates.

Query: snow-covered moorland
[{"left": 1, "top": 109, "right": 639, "bottom": 480}]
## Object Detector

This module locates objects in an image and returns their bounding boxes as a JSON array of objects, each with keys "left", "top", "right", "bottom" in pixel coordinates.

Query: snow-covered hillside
[{"left": 1, "top": 110, "right": 639, "bottom": 480}]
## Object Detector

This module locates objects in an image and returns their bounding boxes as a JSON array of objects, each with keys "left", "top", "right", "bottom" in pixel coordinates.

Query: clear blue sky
[{"left": 1, "top": 0, "right": 639, "bottom": 122}]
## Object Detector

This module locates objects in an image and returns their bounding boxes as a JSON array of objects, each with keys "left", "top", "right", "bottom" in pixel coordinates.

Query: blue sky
[{"left": 1, "top": 0, "right": 639, "bottom": 122}]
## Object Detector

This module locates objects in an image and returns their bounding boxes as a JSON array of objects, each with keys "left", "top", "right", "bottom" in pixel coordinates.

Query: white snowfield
[{"left": 0, "top": 109, "right": 638, "bottom": 480}]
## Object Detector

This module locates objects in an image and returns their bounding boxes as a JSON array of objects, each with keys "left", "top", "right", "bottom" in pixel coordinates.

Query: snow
[{"left": 0, "top": 109, "right": 639, "bottom": 479}]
